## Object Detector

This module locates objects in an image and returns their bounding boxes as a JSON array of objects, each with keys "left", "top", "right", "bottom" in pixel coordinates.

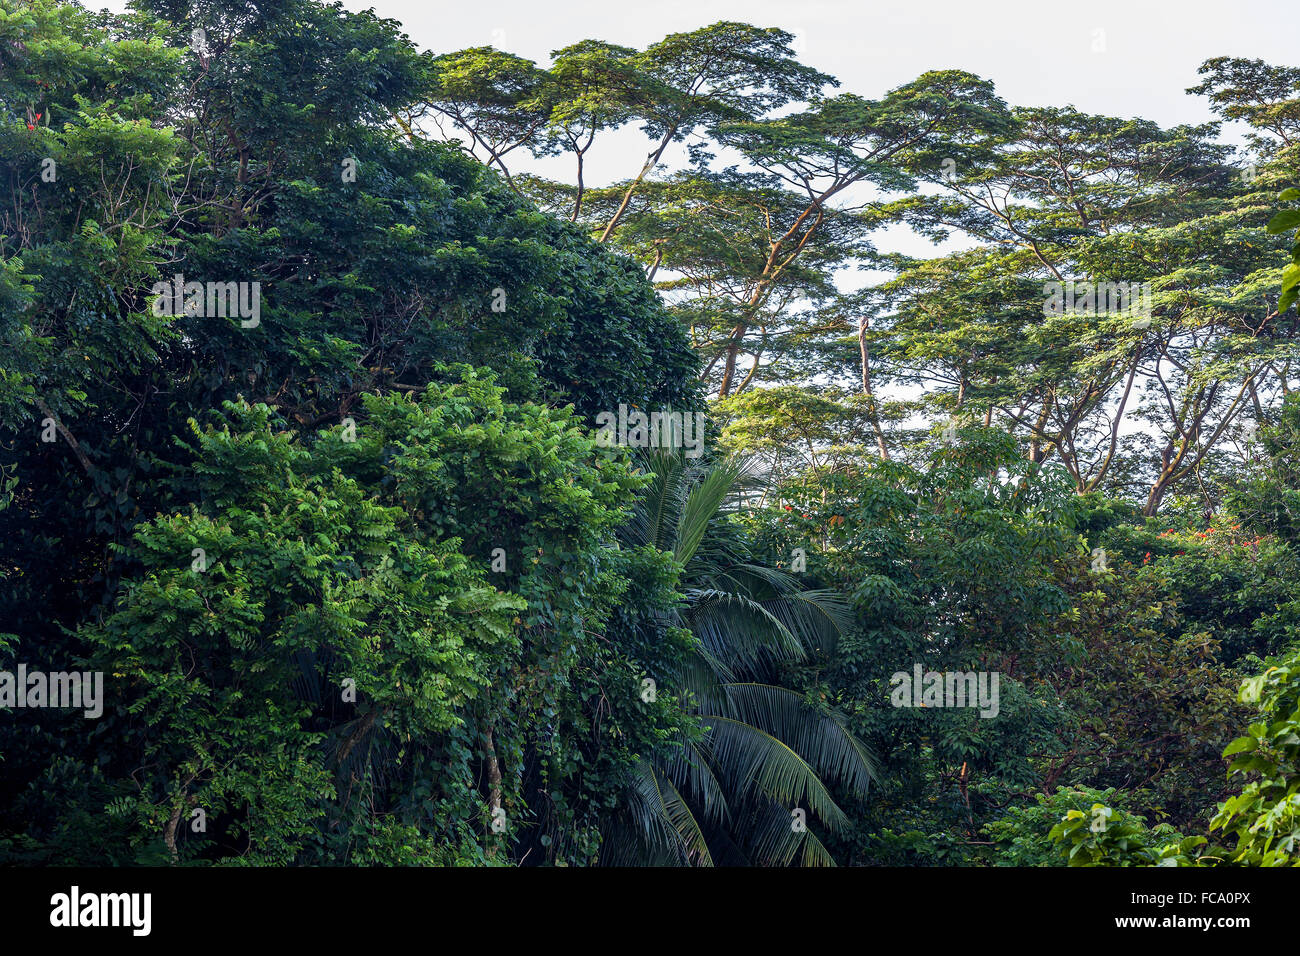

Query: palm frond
[
  {"left": 678, "top": 645, "right": 734, "bottom": 707},
  {"left": 604, "top": 446, "right": 874, "bottom": 867},
  {"left": 708, "top": 565, "right": 852, "bottom": 656},
  {"left": 613, "top": 758, "right": 715, "bottom": 866},
  {"left": 697, "top": 715, "right": 851, "bottom": 832},
  {"left": 684, "top": 588, "right": 807, "bottom": 671},
  {"left": 718, "top": 683, "right": 876, "bottom": 797},
  {"left": 659, "top": 736, "right": 730, "bottom": 826},
  {"left": 745, "top": 798, "right": 838, "bottom": 867},
  {"left": 624, "top": 449, "right": 687, "bottom": 554},
  {"left": 758, "top": 589, "right": 853, "bottom": 657},
  {"left": 676, "top": 458, "right": 752, "bottom": 566}
]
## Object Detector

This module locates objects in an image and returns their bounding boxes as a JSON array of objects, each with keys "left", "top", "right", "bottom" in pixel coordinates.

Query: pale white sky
[{"left": 95, "top": 0, "right": 1295, "bottom": 132}]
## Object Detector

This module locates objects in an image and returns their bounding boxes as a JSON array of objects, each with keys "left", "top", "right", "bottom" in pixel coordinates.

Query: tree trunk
[
  {"left": 858, "top": 316, "right": 889, "bottom": 459},
  {"left": 483, "top": 725, "right": 503, "bottom": 858},
  {"left": 599, "top": 128, "right": 675, "bottom": 243}
]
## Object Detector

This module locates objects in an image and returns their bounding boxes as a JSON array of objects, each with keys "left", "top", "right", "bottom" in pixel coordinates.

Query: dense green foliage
[
  {"left": 2, "top": 0, "right": 1300, "bottom": 867},
  {"left": 0, "top": 0, "right": 700, "bottom": 866}
]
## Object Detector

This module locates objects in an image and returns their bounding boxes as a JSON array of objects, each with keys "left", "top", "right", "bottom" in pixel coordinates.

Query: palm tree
[{"left": 602, "top": 449, "right": 875, "bottom": 865}]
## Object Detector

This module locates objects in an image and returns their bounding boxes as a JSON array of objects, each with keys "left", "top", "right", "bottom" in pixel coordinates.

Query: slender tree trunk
[
  {"left": 1145, "top": 429, "right": 1197, "bottom": 516},
  {"left": 390, "top": 109, "right": 417, "bottom": 143},
  {"left": 1028, "top": 402, "right": 1052, "bottom": 463},
  {"left": 1086, "top": 354, "right": 1141, "bottom": 492},
  {"left": 483, "top": 726, "right": 503, "bottom": 858},
  {"left": 571, "top": 149, "right": 586, "bottom": 223},
  {"left": 33, "top": 396, "right": 93, "bottom": 474},
  {"left": 858, "top": 316, "right": 889, "bottom": 459},
  {"left": 163, "top": 801, "right": 184, "bottom": 863},
  {"left": 717, "top": 324, "right": 746, "bottom": 397},
  {"left": 647, "top": 244, "right": 664, "bottom": 282},
  {"left": 163, "top": 773, "right": 197, "bottom": 864},
  {"left": 599, "top": 128, "right": 675, "bottom": 243}
]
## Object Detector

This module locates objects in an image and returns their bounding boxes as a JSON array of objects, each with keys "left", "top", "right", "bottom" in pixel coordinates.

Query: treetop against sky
[{"left": 95, "top": 0, "right": 1296, "bottom": 160}]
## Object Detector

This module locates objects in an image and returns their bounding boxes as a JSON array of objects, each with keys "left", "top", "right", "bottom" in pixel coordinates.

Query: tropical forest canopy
[{"left": 2, "top": 0, "right": 1300, "bottom": 867}]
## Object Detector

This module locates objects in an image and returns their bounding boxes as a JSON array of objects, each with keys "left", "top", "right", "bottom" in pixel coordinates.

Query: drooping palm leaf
[
  {"left": 697, "top": 715, "right": 851, "bottom": 832},
  {"left": 710, "top": 565, "right": 853, "bottom": 656},
  {"left": 659, "top": 734, "right": 731, "bottom": 826},
  {"left": 718, "top": 682, "right": 876, "bottom": 796},
  {"left": 620, "top": 758, "right": 713, "bottom": 866},
  {"left": 684, "top": 588, "right": 807, "bottom": 673},
  {"left": 745, "top": 797, "right": 839, "bottom": 867}
]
